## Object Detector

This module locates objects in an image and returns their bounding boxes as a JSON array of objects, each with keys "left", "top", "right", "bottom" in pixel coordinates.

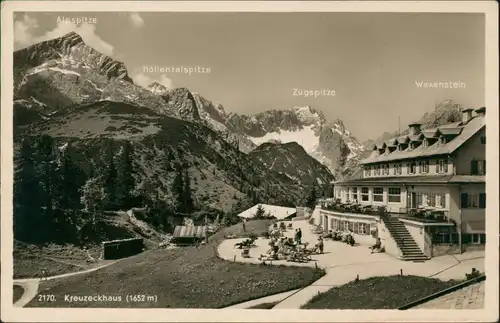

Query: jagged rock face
[
  {"left": 161, "top": 88, "right": 201, "bottom": 121},
  {"left": 148, "top": 82, "right": 171, "bottom": 95},
  {"left": 225, "top": 106, "right": 364, "bottom": 176},
  {"left": 226, "top": 107, "right": 323, "bottom": 137},
  {"left": 14, "top": 32, "right": 132, "bottom": 86},
  {"left": 13, "top": 31, "right": 363, "bottom": 182},
  {"left": 249, "top": 142, "right": 335, "bottom": 186},
  {"left": 13, "top": 32, "right": 175, "bottom": 125}
]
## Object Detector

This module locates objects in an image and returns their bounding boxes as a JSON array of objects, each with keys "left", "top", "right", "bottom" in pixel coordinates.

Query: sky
[{"left": 13, "top": 12, "right": 485, "bottom": 141}]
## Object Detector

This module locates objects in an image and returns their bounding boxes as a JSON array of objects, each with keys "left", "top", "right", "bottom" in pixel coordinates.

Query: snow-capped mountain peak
[
  {"left": 148, "top": 82, "right": 171, "bottom": 95},
  {"left": 291, "top": 106, "right": 326, "bottom": 124}
]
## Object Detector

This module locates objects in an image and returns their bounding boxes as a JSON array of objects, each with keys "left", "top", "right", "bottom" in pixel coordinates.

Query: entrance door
[{"left": 410, "top": 192, "right": 417, "bottom": 209}]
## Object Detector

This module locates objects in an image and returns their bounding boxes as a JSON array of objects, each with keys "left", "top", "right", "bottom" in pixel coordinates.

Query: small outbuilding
[
  {"left": 102, "top": 237, "right": 144, "bottom": 260},
  {"left": 171, "top": 225, "right": 207, "bottom": 246},
  {"left": 236, "top": 204, "right": 297, "bottom": 221}
]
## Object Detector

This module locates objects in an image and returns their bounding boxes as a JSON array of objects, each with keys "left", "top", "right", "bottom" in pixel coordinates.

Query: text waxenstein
[
  {"left": 414, "top": 81, "right": 466, "bottom": 89},
  {"left": 293, "top": 88, "right": 336, "bottom": 98},
  {"left": 143, "top": 65, "right": 211, "bottom": 75}
]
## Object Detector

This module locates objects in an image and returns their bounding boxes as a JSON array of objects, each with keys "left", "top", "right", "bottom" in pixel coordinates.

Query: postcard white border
[{"left": 1, "top": 1, "right": 498, "bottom": 322}]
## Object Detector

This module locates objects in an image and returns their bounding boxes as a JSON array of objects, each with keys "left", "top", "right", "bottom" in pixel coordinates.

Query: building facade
[{"left": 315, "top": 107, "right": 486, "bottom": 260}]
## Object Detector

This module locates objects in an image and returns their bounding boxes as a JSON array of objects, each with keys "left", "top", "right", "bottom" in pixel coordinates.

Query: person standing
[
  {"left": 297, "top": 228, "right": 302, "bottom": 245},
  {"left": 242, "top": 218, "right": 247, "bottom": 232}
]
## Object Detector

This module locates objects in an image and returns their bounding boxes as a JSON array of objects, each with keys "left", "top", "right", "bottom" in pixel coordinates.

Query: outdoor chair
[{"left": 241, "top": 248, "right": 250, "bottom": 258}]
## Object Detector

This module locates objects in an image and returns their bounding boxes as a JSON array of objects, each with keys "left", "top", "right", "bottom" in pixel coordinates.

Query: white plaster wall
[
  {"left": 377, "top": 220, "right": 401, "bottom": 258},
  {"left": 401, "top": 220, "right": 426, "bottom": 252}
]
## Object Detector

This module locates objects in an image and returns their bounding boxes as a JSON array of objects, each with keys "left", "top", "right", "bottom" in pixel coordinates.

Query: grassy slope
[
  {"left": 302, "top": 275, "right": 461, "bottom": 309},
  {"left": 27, "top": 220, "right": 324, "bottom": 308},
  {"left": 13, "top": 212, "right": 167, "bottom": 279}
]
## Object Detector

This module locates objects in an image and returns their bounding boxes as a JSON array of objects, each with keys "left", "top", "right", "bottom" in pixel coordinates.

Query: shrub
[{"left": 465, "top": 268, "right": 483, "bottom": 280}]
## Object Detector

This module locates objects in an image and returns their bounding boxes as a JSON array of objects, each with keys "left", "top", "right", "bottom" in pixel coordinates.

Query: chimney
[
  {"left": 462, "top": 108, "right": 474, "bottom": 124},
  {"left": 475, "top": 107, "right": 486, "bottom": 117},
  {"left": 408, "top": 123, "right": 422, "bottom": 135}
]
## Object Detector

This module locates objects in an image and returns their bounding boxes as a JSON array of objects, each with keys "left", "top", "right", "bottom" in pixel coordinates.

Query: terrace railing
[
  {"left": 320, "top": 202, "right": 387, "bottom": 217},
  {"left": 396, "top": 207, "right": 453, "bottom": 224},
  {"left": 320, "top": 203, "right": 453, "bottom": 224}
]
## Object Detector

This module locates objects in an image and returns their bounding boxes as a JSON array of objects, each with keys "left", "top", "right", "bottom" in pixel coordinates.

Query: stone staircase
[{"left": 381, "top": 214, "right": 429, "bottom": 262}]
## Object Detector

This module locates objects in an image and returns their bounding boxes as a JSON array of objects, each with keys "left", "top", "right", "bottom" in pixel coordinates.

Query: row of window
[
  {"left": 364, "top": 159, "right": 449, "bottom": 177},
  {"left": 341, "top": 187, "right": 403, "bottom": 203},
  {"left": 330, "top": 218, "right": 373, "bottom": 235},
  {"left": 461, "top": 193, "right": 486, "bottom": 209},
  {"left": 470, "top": 160, "right": 486, "bottom": 175},
  {"left": 412, "top": 192, "right": 447, "bottom": 208},
  {"left": 433, "top": 233, "right": 485, "bottom": 244}
]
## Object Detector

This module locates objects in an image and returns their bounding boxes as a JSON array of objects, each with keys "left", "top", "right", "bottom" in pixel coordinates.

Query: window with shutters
[
  {"left": 478, "top": 160, "right": 486, "bottom": 175},
  {"left": 416, "top": 192, "right": 423, "bottom": 207},
  {"left": 352, "top": 187, "right": 358, "bottom": 202},
  {"left": 426, "top": 193, "right": 436, "bottom": 207},
  {"left": 438, "top": 159, "right": 448, "bottom": 173},
  {"left": 471, "top": 160, "right": 478, "bottom": 175},
  {"left": 461, "top": 193, "right": 468, "bottom": 208},
  {"left": 479, "top": 193, "right": 486, "bottom": 208},
  {"left": 409, "top": 162, "right": 417, "bottom": 174},
  {"left": 436, "top": 193, "right": 446, "bottom": 208},
  {"left": 467, "top": 194, "right": 478, "bottom": 208}
]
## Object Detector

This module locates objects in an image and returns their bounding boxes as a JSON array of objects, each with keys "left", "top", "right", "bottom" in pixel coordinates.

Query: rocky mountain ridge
[
  {"left": 13, "top": 31, "right": 359, "bottom": 182},
  {"left": 13, "top": 32, "right": 336, "bottom": 229}
]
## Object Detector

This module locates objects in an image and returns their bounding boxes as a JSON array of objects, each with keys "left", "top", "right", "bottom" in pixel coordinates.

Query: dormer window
[
  {"left": 439, "top": 136, "right": 447, "bottom": 145},
  {"left": 422, "top": 139, "right": 429, "bottom": 147}
]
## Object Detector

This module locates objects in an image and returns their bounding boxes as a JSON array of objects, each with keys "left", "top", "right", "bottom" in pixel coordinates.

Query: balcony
[
  {"left": 318, "top": 199, "right": 454, "bottom": 225},
  {"left": 396, "top": 207, "right": 454, "bottom": 224}
]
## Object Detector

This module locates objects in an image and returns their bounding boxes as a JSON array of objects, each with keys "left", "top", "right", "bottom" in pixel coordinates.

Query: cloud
[
  {"left": 129, "top": 13, "right": 145, "bottom": 28},
  {"left": 14, "top": 14, "right": 114, "bottom": 56},
  {"left": 14, "top": 14, "right": 39, "bottom": 47},
  {"left": 131, "top": 70, "right": 173, "bottom": 89}
]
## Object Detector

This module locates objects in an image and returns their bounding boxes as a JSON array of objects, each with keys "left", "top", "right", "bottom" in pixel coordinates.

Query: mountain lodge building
[{"left": 314, "top": 107, "right": 486, "bottom": 260}]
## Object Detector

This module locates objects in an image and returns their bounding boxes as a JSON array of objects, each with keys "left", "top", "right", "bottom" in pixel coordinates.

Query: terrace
[{"left": 317, "top": 199, "right": 453, "bottom": 224}]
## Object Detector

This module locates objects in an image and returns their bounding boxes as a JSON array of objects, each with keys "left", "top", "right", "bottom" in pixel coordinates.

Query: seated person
[
  {"left": 346, "top": 234, "right": 355, "bottom": 246},
  {"left": 323, "top": 230, "right": 333, "bottom": 239},
  {"left": 370, "top": 238, "right": 382, "bottom": 252}
]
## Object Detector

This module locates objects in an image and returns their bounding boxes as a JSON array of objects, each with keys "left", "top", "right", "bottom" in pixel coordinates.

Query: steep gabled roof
[
  {"left": 386, "top": 138, "right": 398, "bottom": 147},
  {"left": 439, "top": 127, "right": 463, "bottom": 136},
  {"left": 361, "top": 116, "right": 485, "bottom": 164},
  {"left": 408, "top": 134, "right": 423, "bottom": 142},
  {"left": 421, "top": 129, "right": 439, "bottom": 139},
  {"left": 397, "top": 135, "right": 410, "bottom": 144}
]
